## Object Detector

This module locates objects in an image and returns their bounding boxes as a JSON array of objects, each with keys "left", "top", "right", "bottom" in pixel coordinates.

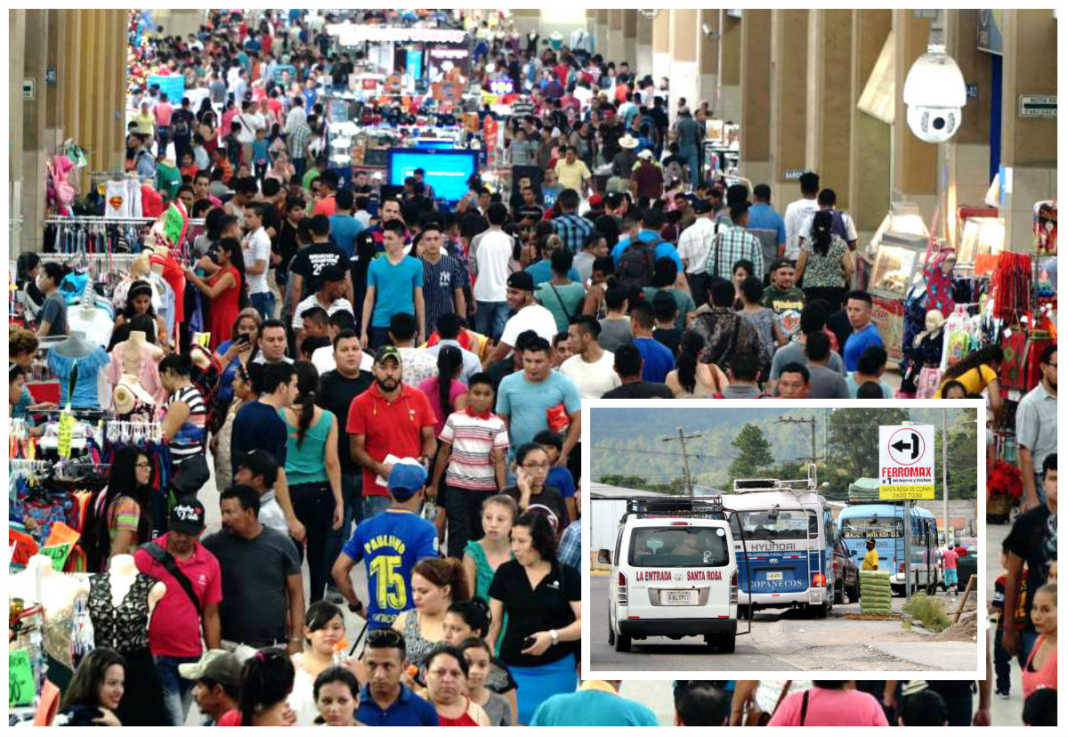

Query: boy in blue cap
[{"left": 331, "top": 463, "right": 439, "bottom": 630}]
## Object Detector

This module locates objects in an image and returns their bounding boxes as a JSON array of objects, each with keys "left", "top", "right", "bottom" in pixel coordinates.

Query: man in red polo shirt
[
  {"left": 347, "top": 345, "right": 437, "bottom": 520},
  {"left": 133, "top": 497, "right": 222, "bottom": 726}
]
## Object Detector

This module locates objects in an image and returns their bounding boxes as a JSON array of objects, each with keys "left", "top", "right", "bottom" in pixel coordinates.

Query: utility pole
[
  {"left": 942, "top": 408, "right": 949, "bottom": 545},
  {"left": 777, "top": 416, "right": 817, "bottom": 467},
  {"left": 662, "top": 427, "right": 703, "bottom": 497}
]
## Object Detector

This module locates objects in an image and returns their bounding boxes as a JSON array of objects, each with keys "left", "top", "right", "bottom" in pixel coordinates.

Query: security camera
[{"left": 903, "top": 50, "right": 966, "bottom": 143}]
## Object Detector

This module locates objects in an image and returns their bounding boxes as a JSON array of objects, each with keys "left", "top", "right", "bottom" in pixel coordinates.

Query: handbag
[
  {"left": 916, "top": 367, "right": 943, "bottom": 399},
  {"left": 743, "top": 680, "right": 792, "bottom": 726}
]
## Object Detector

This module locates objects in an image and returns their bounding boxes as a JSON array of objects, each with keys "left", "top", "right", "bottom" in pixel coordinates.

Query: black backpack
[{"left": 615, "top": 238, "right": 662, "bottom": 292}]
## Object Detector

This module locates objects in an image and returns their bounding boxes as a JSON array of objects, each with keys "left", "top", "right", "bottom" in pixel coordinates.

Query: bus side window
[{"left": 808, "top": 511, "right": 819, "bottom": 539}]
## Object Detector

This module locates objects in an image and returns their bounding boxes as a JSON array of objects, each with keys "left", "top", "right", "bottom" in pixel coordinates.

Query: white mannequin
[
  {"left": 9, "top": 555, "right": 90, "bottom": 615},
  {"left": 103, "top": 554, "right": 166, "bottom": 618}
]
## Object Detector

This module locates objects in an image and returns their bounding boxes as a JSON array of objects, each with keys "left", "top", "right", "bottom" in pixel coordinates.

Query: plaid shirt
[
  {"left": 553, "top": 213, "right": 595, "bottom": 253},
  {"left": 558, "top": 519, "right": 581, "bottom": 571},
  {"left": 704, "top": 225, "right": 765, "bottom": 281},
  {"left": 288, "top": 121, "right": 312, "bottom": 160}
]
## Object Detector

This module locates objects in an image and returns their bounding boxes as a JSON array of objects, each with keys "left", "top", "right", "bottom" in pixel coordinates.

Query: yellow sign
[{"left": 878, "top": 484, "right": 935, "bottom": 500}]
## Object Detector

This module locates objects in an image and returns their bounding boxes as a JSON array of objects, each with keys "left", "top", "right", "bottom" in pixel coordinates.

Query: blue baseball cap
[{"left": 389, "top": 463, "right": 427, "bottom": 499}]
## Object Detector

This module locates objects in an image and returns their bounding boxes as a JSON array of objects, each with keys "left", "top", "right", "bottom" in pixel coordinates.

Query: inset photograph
[{"left": 583, "top": 401, "right": 985, "bottom": 678}]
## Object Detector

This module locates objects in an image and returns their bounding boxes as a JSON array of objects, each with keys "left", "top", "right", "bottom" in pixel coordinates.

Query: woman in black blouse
[{"left": 486, "top": 512, "right": 581, "bottom": 724}]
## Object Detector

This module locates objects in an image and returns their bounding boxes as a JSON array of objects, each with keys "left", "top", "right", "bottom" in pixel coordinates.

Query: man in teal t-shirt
[
  {"left": 361, "top": 221, "right": 425, "bottom": 349},
  {"left": 531, "top": 680, "right": 659, "bottom": 726}
]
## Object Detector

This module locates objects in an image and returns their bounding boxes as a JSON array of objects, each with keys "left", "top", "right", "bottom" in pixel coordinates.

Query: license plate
[
  {"left": 663, "top": 589, "right": 698, "bottom": 605},
  {"left": 765, "top": 571, "right": 784, "bottom": 581}
]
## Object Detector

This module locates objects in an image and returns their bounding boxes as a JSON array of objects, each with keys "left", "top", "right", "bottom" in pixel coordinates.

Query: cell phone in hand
[{"left": 522, "top": 636, "right": 537, "bottom": 649}]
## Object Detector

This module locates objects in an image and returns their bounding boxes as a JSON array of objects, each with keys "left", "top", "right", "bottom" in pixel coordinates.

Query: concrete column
[
  {"left": 652, "top": 11, "right": 670, "bottom": 88},
  {"left": 808, "top": 10, "right": 854, "bottom": 210},
  {"left": 769, "top": 10, "right": 809, "bottom": 208},
  {"left": 594, "top": 10, "right": 609, "bottom": 57},
  {"left": 739, "top": 10, "right": 772, "bottom": 187},
  {"left": 668, "top": 9, "right": 699, "bottom": 116},
  {"left": 892, "top": 10, "right": 938, "bottom": 221},
  {"left": 92, "top": 11, "right": 110, "bottom": 184},
  {"left": 60, "top": 9, "right": 82, "bottom": 146},
  {"left": 696, "top": 10, "right": 719, "bottom": 111},
  {"left": 635, "top": 11, "right": 653, "bottom": 75},
  {"left": 718, "top": 12, "right": 742, "bottom": 123},
  {"left": 22, "top": 10, "right": 51, "bottom": 255},
  {"left": 9, "top": 10, "right": 27, "bottom": 254},
  {"left": 848, "top": 10, "right": 893, "bottom": 235},
  {"left": 999, "top": 9, "right": 1057, "bottom": 252},
  {"left": 622, "top": 10, "right": 637, "bottom": 66},
  {"left": 606, "top": 10, "right": 625, "bottom": 65},
  {"left": 939, "top": 10, "right": 994, "bottom": 247}
]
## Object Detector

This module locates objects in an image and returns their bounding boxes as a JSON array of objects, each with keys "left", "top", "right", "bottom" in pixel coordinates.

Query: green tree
[
  {"left": 728, "top": 423, "right": 774, "bottom": 482},
  {"left": 934, "top": 412, "right": 979, "bottom": 499},
  {"left": 827, "top": 408, "right": 910, "bottom": 479}
]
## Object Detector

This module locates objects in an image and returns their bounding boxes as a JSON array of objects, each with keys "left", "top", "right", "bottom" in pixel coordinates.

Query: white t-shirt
[
  {"left": 243, "top": 227, "right": 272, "bottom": 295},
  {"left": 500, "top": 304, "right": 558, "bottom": 349},
  {"left": 783, "top": 198, "right": 820, "bottom": 260},
  {"left": 292, "top": 294, "right": 354, "bottom": 330},
  {"left": 310, "top": 346, "right": 374, "bottom": 376},
  {"left": 472, "top": 230, "right": 514, "bottom": 303},
  {"left": 677, "top": 217, "right": 719, "bottom": 274},
  {"left": 798, "top": 208, "right": 859, "bottom": 246},
  {"left": 559, "top": 350, "right": 621, "bottom": 399}
]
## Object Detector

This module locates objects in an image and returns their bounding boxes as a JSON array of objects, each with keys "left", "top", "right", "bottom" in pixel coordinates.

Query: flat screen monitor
[{"left": 387, "top": 148, "right": 478, "bottom": 202}]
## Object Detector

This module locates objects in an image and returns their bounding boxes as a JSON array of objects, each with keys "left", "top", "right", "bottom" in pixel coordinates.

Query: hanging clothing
[
  {"left": 67, "top": 306, "right": 115, "bottom": 349},
  {"left": 48, "top": 346, "right": 110, "bottom": 408},
  {"left": 106, "top": 340, "right": 167, "bottom": 404},
  {"left": 105, "top": 180, "right": 133, "bottom": 218},
  {"left": 923, "top": 250, "right": 957, "bottom": 316},
  {"left": 87, "top": 571, "right": 168, "bottom": 726}
]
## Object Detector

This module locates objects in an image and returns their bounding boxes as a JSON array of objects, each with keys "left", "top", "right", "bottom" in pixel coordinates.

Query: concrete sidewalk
[{"left": 866, "top": 640, "right": 979, "bottom": 671}]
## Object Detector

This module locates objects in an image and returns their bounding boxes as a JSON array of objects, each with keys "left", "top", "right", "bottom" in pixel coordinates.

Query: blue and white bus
[
  {"left": 717, "top": 466, "right": 837, "bottom": 618},
  {"left": 838, "top": 502, "right": 940, "bottom": 595}
]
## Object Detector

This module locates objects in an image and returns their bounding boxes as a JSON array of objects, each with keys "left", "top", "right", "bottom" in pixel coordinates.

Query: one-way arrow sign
[{"left": 879, "top": 425, "right": 936, "bottom": 500}]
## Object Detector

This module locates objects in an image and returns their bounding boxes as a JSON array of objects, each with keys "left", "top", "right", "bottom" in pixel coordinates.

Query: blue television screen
[
  {"left": 414, "top": 139, "right": 459, "bottom": 150},
  {"left": 387, "top": 148, "right": 478, "bottom": 202}
]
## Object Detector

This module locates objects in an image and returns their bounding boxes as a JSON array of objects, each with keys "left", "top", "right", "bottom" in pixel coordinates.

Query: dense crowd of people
[{"left": 12, "top": 8, "right": 1056, "bottom": 729}]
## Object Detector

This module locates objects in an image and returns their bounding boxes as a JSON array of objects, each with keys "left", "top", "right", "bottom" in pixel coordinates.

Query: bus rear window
[
  {"left": 841, "top": 517, "right": 904, "bottom": 538},
  {"left": 629, "top": 527, "right": 730, "bottom": 567}
]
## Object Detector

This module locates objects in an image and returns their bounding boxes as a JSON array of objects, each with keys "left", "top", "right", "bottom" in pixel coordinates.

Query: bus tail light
[
  {"left": 898, "top": 562, "right": 906, "bottom": 573},
  {"left": 730, "top": 572, "right": 738, "bottom": 605},
  {"left": 618, "top": 572, "right": 628, "bottom": 606},
  {"left": 812, "top": 573, "right": 827, "bottom": 588}
]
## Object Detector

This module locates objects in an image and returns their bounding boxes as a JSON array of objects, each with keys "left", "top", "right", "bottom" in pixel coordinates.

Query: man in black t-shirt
[
  {"left": 317, "top": 330, "right": 374, "bottom": 579},
  {"left": 287, "top": 214, "right": 354, "bottom": 313},
  {"left": 1002, "top": 452, "right": 1057, "bottom": 666},
  {"left": 601, "top": 343, "right": 674, "bottom": 398}
]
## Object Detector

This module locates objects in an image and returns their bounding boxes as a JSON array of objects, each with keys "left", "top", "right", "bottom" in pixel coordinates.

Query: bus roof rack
[
  {"left": 733, "top": 464, "right": 819, "bottom": 493},
  {"left": 622, "top": 496, "right": 725, "bottom": 520}
]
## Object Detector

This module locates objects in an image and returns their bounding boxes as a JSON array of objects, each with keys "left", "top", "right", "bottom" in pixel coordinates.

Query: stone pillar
[
  {"left": 668, "top": 9, "right": 699, "bottom": 116},
  {"left": 652, "top": 11, "right": 670, "bottom": 87},
  {"left": 622, "top": 10, "right": 637, "bottom": 66},
  {"left": 892, "top": 10, "right": 938, "bottom": 221},
  {"left": 999, "top": 9, "right": 1057, "bottom": 252},
  {"left": 21, "top": 10, "right": 51, "bottom": 255},
  {"left": 848, "top": 10, "right": 893, "bottom": 235},
  {"left": 594, "top": 10, "right": 609, "bottom": 57},
  {"left": 808, "top": 10, "right": 854, "bottom": 210},
  {"left": 718, "top": 12, "right": 742, "bottom": 123},
  {"left": 939, "top": 10, "right": 994, "bottom": 247},
  {"left": 739, "top": 10, "right": 772, "bottom": 188},
  {"left": 769, "top": 10, "right": 809, "bottom": 213},
  {"left": 696, "top": 9, "right": 719, "bottom": 111},
  {"left": 606, "top": 9, "right": 625, "bottom": 64},
  {"left": 9, "top": 10, "right": 27, "bottom": 254},
  {"left": 635, "top": 11, "right": 653, "bottom": 75}
]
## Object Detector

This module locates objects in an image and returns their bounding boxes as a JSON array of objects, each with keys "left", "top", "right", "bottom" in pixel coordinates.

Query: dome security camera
[{"left": 903, "top": 50, "right": 967, "bottom": 143}]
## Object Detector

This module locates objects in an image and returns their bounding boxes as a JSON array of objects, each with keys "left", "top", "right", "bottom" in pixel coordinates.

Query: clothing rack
[
  {"left": 8, "top": 459, "right": 51, "bottom": 476},
  {"left": 105, "top": 420, "right": 164, "bottom": 445}
]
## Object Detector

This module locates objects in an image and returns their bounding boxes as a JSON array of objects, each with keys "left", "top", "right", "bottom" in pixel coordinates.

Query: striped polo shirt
[
  {"left": 166, "top": 384, "right": 207, "bottom": 465},
  {"left": 439, "top": 408, "right": 510, "bottom": 491}
]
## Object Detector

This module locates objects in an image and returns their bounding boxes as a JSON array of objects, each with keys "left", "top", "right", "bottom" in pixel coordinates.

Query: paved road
[{"left": 589, "top": 572, "right": 976, "bottom": 673}]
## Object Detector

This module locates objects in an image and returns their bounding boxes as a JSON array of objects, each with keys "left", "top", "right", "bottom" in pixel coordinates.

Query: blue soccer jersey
[{"left": 342, "top": 509, "right": 438, "bottom": 629}]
